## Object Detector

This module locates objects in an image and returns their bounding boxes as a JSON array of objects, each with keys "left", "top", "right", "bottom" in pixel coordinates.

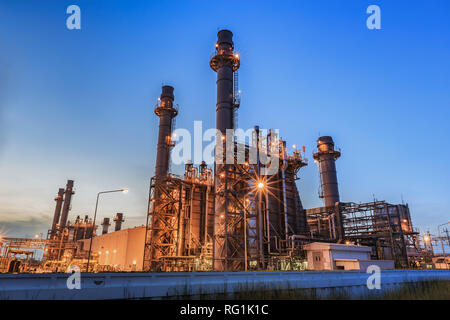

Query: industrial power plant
[{"left": 0, "top": 30, "right": 448, "bottom": 274}]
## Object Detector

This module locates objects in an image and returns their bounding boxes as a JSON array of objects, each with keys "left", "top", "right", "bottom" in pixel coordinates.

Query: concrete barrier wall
[{"left": 0, "top": 270, "right": 449, "bottom": 300}]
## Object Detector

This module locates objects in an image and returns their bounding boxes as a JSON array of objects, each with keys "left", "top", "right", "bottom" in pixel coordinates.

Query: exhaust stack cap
[
  {"left": 217, "top": 29, "right": 233, "bottom": 46},
  {"left": 317, "top": 136, "right": 335, "bottom": 152},
  {"left": 161, "top": 85, "right": 174, "bottom": 101}
]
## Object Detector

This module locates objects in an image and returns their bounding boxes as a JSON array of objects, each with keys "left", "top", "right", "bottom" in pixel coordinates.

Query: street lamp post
[
  {"left": 423, "top": 232, "right": 434, "bottom": 255},
  {"left": 86, "top": 188, "right": 128, "bottom": 272}
]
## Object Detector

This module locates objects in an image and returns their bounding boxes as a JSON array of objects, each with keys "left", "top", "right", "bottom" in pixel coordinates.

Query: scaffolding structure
[
  {"left": 213, "top": 140, "right": 259, "bottom": 271},
  {"left": 341, "top": 201, "right": 418, "bottom": 268},
  {"left": 212, "top": 128, "right": 311, "bottom": 271},
  {"left": 306, "top": 201, "right": 420, "bottom": 268},
  {"left": 143, "top": 127, "right": 311, "bottom": 272},
  {"left": 143, "top": 166, "right": 215, "bottom": 272}
]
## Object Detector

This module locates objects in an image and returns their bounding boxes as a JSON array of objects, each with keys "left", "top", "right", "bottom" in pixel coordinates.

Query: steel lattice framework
[
  {"left": 144, "top": 171, "right": 215, "bottom": 271},
  {"left": 213, "top": 153, "right": 260, "bottom": 271},
  {"left": 341, "top": 201, "right": 418, "bottom": 267}
]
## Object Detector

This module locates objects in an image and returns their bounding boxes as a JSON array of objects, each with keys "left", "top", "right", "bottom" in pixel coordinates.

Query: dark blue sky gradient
[{"left": 0, "top": 1, "right": 449, "bottom": 243}]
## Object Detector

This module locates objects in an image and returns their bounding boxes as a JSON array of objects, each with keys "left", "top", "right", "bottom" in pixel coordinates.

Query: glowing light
[
  {"left": 98, "top": 251, "right": 102, "bottom": 255},
  {"left": 113, "top": 249, "right": 117, "bottom": 254},
  {"left": 257, "top": 182, "right": 265, "bottom": 190},
  {"left": 133, "top": 260, "right": 137, "bottom": 265},
  {"left": 293, "top": 145, "right": 297, "bottom": 149},
  {"left": 122, "top": 189, "right": 129, "bottom": 194},
  {"left": 106, "top": 250, "right": 109, "bottom": 255}
]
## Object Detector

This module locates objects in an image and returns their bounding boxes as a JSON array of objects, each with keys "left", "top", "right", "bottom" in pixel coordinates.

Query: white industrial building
[
  {"left": 304, "top": 242, "right": 394, "bottom": 270},
  {"left": 79, "top": 226, "right": 146, "bottom": 271}
]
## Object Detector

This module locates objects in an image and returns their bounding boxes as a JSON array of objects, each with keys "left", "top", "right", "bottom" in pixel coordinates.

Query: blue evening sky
[{"left": 0, "top": 1, "right": 449, "bottom": 249}]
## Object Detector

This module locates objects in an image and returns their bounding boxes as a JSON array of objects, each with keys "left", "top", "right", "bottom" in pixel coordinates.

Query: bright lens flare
[{"left": 257, "top": 182, "right": 265, "bottom": 189}]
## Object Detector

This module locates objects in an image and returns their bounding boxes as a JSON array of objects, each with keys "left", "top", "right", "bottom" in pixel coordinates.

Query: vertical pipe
[
  {"left": 50, "top": 188, "right": 65, "bottom": 238},
  {"left": 255, "top": 126, "right": 265, "bottom": 268},
  {"left": 328, "top": 217, "right": 333, "bottom": 239},
  {"left": 331, "top": 214, "right": 336, "bottom": 239},
  {"left": 281, "top": 142, "right": 289, "bottom": 240},
  {"left": 204, "top": 186, "right": 209, "bottom": 243},
  {"left": 59, "top": 180, "right": 74, "bottom": 230},
  {"left": 188, "top": 185, "right": 194, "bottom": 255},
  {"left": 244, "top": 198, "right": 247, "bottom": 271},
  {"left": 265, "top": 189, "right": 271, "bottom": 255},
  {"left": 176, "top": 184, "right": 184, "bottom": 256},
  {"left": 438, "top": 226, "right": 446, "bottom": 258}
]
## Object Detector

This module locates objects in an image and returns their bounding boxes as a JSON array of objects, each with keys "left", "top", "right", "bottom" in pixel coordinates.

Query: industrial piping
[
  {"left": 313, "top": 136, "right": 341, "bottom": 207},
  {"left": 154, "top": 86, "right": 178, "bottom": 183},
  {"left": 59, "top": 180, "right": 74, "bottom": 230}
]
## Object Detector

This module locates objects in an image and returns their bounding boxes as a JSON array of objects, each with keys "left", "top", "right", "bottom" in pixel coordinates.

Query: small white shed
[{"left": 303, "top": 242, "right": 394, "bottom": 270}]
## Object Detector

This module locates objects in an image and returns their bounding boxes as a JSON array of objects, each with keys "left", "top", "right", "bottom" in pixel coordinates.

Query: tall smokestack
[
  {"left": 210, "top": 30, "right": 240, "bottom": 134},
  {"left": 101, "top": 217, "right": 110, "bottom": 235},
  {"left": 210, "top": 30, "right": 241, "bottom": 271},
  {"left": 154, "top": 86, "right": 178, "bottom": 182},
  {"left": 313, "top": 136, "right": 341, "bottom": 207},
  {"left": 50, "top": 188, "right": 65, "bottom": 238},
  {"left": 59, "top": 180, "right": 74, "bottom": 230},
  {"left": 114, "top": 213, "right": 124, "bottom": 231}
]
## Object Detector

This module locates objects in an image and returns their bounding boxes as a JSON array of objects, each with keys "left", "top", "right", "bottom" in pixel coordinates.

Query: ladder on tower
[{"left": 233, "top": 71, "right": 240, "bottom": 129}]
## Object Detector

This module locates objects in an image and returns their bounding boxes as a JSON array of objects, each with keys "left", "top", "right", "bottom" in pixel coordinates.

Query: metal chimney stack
[
  {"left": 210, "top": 30, "right": 241, "bottom": 271},
  {"left": 313, "top": 136, "right": 341, "bottom": 207},
  {"left": 210, "top": 29, "right": 240, "bottom": 134},
  {"left": 101, "top": 217, "right": 110, "bottom": 235},
  {"left": 50, "top": 188, "right": 65, "bottom": 238},
  {"left": 154, "top": 86, "right": 178, "bottom": 183},
  {"left": 114, "top": 213, "right": 124, "bottom": 231},
  {"left": 59, "top": 180, "right": 74, "bottom": 230}
]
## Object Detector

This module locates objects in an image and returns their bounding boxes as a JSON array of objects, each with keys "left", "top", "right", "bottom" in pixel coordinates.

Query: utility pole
[{"left": 438, "top": 222, "right": 450, "bottom": 257}]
